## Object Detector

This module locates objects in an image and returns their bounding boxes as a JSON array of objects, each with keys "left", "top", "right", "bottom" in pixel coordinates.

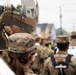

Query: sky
[
  {"left": 38, "top": 0, "right": 76, "bottom": 33},
  {"left": 0, "top": 0, "right": 76, "bottom": 33}
]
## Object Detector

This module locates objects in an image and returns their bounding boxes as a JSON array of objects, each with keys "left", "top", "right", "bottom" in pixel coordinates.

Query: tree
[
  {"left": 16, "top": 5, "right": 22, "bottom": 12},
  {"left": 56, "top": 27, "right": 69, "bottom": 36}
]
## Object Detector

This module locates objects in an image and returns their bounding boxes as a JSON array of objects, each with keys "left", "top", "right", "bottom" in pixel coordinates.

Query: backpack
[{"left": 50, "top": 54, "right": 73, "bottom": 75}]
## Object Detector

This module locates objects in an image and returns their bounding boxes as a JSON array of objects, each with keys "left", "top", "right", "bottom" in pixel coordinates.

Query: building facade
[{"left": 35, "top": 23, "right": 57, "bottom": 46}]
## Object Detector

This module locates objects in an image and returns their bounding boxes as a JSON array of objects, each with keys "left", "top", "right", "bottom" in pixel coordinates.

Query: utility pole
[{"left": 59, "top": 6, "right": 63, "bottom": 35}]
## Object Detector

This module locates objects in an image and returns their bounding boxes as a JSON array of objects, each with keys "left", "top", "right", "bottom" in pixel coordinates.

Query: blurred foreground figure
[
  {"left": 34, "top": 36, "right": 41, "bottom": 46},
  {"left": 0, "top": 57, "right": 15, "bottom": 75},
  {"left": 68, "top": 32, "right": 76, "bottom": 57},
  {"left": 41, "top": 35, "right": 76, "bottom": 75},
  {"left": 0, "top": 0, "right": 39, "bottom": 50},
  {"left": 7, "top": 33, "right": 37, "bottom": 75}
]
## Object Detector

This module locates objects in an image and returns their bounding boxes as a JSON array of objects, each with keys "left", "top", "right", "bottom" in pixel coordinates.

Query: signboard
[{"left": 0, "top": 57, "right": 15, "bottom": 75}]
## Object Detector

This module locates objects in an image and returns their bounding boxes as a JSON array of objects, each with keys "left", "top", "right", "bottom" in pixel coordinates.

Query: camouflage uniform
[
  {"left": 41, "top": 35, "right": 76, "bottom": 75},
  {"left": 7, "top": 33, "right": 37, "bottom": 75},
  {"left": 30, "top": 45, "right": 54, "bottom": 75}
]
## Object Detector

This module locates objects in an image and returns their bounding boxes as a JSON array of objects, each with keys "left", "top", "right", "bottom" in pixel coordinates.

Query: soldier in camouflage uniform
[
  {"left": 30, "top": 37, "right": 54, "bottom": 75},
  {"left": 40, "top": 35, "right": 76, "bottom": 75},
  {"left": 0, "top": 25, "right": 22, "bottom": 63},
  {"left": 7, "top": 33, "right": 37, "bottom": 75}
]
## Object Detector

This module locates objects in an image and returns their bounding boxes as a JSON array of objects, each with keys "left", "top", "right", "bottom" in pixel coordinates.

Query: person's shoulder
[
  {"left": 67, "top": 56, "right": 76, "bottom": 75},
  {"left": 71, "top": 56, "right": 76, "bottom": 64},
  {"left": 46, "top": 47, "right": 54, "bottom": 53},
  {"left": 36, "top": 45, "right": 43, "bottom": 49},
  {"left": 44, "top": 57, "right": 51, "bottom": 66},
  {"left": 36, "top": 45, "right": 54, "bottom": 58},
  {"left": 36, "top": 45, "right": 44, "bottom": 52}
]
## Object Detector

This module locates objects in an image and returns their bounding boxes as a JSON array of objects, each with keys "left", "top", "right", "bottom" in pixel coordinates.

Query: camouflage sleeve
[
  {"left": 71, "top": 56, "right": 76, "bottom": 73},
  {"left": 38, "top": 46, "right": 54, "bottom": 59},
  {"left": 40, "top": 58, "right": 50, "bottom": 75}
]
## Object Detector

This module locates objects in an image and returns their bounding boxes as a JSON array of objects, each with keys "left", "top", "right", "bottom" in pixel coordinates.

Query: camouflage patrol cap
[
  {"left": 57, "top": 35, "right": 69, "bottom": 43},
  {"left": 8, "top": 33, "right": 36, "bottom": 53},
  {"left": 71, "top": 31, "right": 76, "bottom": 37}
]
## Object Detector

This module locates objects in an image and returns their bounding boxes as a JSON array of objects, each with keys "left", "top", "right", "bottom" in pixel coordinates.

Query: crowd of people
[
  {"left": 0, "top": 1, "right": 63, "bottom": 75},
  {"left": 0, "top": 1, "right": 76, "bottom": 74},
  {"left": 0, "top": 21, "right": 76, "bottom": 75},
  {"left": 0, "top": 25, "right": 76, "bottom": 75}
]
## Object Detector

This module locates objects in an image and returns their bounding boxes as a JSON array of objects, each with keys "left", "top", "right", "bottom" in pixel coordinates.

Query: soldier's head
[
  {"left": 70, "top": 31, "right": 76, "bottom": 39},
  {"left": 35, "top": 36, "right": 41, "bottom": 43},
  {"left": 8, "top": 33, "right": 36, "bottom": 60},
  {"left": 70, "top": 31, "right": 76, "bottom": 46},
  {"left": 44, "top": 40, "right": 52, "bottom": 48},
  {"left": 7, "top": 33, "right": 37, "bottom": 75},
  {"left": 57, "top": 35, "right": 70, "bottom": 51}
]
